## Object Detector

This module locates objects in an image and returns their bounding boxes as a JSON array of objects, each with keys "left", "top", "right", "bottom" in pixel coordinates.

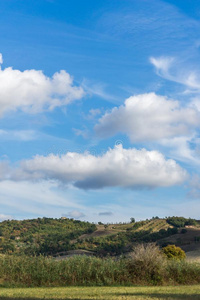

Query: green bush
[
  {"left": 167, "top": 260, "right": 200, "bottom": 284},
  {"left": 162, "top": 244, "right": 186, "bottom": 260},
  {"left": 166, "top": 216, "right": 196, "bottom": 228}
]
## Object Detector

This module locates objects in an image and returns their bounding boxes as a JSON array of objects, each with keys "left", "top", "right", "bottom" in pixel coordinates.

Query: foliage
[
  {"left": 126, "top": 243, "right": 166, "bottom": 285},
  {"left": 0, "top": 216, "right": 197, "bottom": 257},
  {"left": 75, "top": 221, "right": 179, "bottom": 256},
  {"left": 162, "top": 244, "right": 186, "bottom": 260},
  {"left": 0, "top": 254, "right": 129, "bottom": 287},
  {"left": 167, "top": 260, "right": 200, "bottom": 284},
  {"left": 0, "top": 245, "right": 199, "bottom": 287},
  {"left": 166, "top": 217, "right": 196, "bottom": 228},
  {"left": 0, "top": 218, "right": 96, "bottom": 256},
  {"left": 130, "top": 218, "right": 135, "bottom": 223}
]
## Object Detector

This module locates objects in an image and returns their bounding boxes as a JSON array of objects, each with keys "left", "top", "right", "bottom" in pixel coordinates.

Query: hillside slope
[{"left": 0, "top": 216, "right": 199, "bottom": 258}]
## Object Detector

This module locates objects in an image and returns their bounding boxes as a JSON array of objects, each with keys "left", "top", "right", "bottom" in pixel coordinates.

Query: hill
[
  {"left": 0, "top": 217, "right": 96, "bottom": 255},
  {"left": 0, "top": 216, "right": 200, "bottom": 258}
]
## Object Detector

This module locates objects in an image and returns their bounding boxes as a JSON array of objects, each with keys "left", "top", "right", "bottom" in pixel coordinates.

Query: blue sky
[{"left": 0, "top": 0, "right": 200, "bottom": 222}]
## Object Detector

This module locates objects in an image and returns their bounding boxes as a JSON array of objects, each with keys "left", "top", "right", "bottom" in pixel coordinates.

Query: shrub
[
  {"left": 167, "top": 227, "right": 178, "bottom": 234},
  {"left": 185, "top": 218, "right": 197, "bottom": 226},
  {"left": 162, "top": 244, "right": 186, "bottom": 260},
  {"left": 167, "top": 260, "right": 200, "bottom": 284},
  {"left": 166, "top": 216, "right": 196, "bottom": 228},
  {"left": 126, "top": 243, "right": 166, "bottom": 285},
  {"left": 130, "top": 218, "right": 135, "bottom": 223}
]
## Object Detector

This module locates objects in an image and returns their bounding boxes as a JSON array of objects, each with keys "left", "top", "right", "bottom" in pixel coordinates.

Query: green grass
[
  {"left": 1, "top": 251, "right": 200, "bottom": 287},
  {"left": 1, "top": 286, "right": 200, "bottom": 299}
]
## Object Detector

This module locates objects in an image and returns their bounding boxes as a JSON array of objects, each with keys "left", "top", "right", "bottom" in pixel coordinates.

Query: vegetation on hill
[
  {"left": 166, "top": 217, "right": 197, "bottom": 228},
  {"left": 0, "top": 218, "right": 96, "bottom": 255},
  {"left": 0, "top": 216, "right": 198, "bottom": 257},
  {"left": 162, "top": 244, "right": 186, "bottom": 260},
  {"left": 74, "top": 219, "right": 178, "bottom": 256},
  {"left": 0, "top": 216, "right": 199, "bottom": 287}
]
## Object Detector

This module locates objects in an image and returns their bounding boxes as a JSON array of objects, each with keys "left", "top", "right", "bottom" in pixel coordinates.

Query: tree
[
  {"left": 162, "top": 244, "right": 186, "bottom": 260},
  {"left": 130, "top": 218, "right": 135, "bottom": 223}
]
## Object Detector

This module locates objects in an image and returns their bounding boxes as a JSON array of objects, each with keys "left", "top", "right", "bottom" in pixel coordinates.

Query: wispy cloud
[
  {"left": 0, "top": 129, "right": 37, "bottom": 141},
  {"left": 150, "top": 56, "right": 200, "bottom": 91},
  {"left": 159, "top": 135, "right": 200, "bottom": 165},
  {"left": 0, "top": 214, "right": 13, "bottom": 221},
  {"left": 187, "top": 174, "right": 200, "bottom": 199},
  {"left": 98, "top": 0, "right": 199, "bottom": 48},
  {"left": 0, "top": 180, "right": 84, "bottom": 217},
  {"left": 98, "top": 211, "right": 113, "bottom": 216},
  {"left": 81, "top": 79, "right": 118, "bottom": 103}
]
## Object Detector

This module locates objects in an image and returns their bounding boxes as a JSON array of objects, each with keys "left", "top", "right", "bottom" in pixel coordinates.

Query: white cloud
[
  {"left": 150, "top": 56, "right": 174, "bottom": 75},
  {"left": 160, "top": 135, "right": 200, "bottom": 164},
  {"left": 187, "top": 174, "right": 200, "bottom": 199},
  {"left": 0, "top": 129, "right": 37, "bottom": 141},
  {"left": 65, "top": 210, "right": 85, "bottom": 219},
  {"left": 10, "top": 145, "right": 187, "bottom": 189},
  {"left": 0, "top": 54, "right": 84, "bottom": 116},
  {"left": 73, "top": 128, "right": 89, "bottom": 139},
  {"left": 150, "top": 56, "right": 200, "bottom": 90},
  {"left": 0, "top": 214, "right": 13, "bottom": 221},
  {"left": 95, "top": 93, "right": 200, "bottom": 142},
  {"left": 98, "top": 211, "right": 113, "bottom": 216},
  {"left": 0, "top": 161, "right": 11, "bottom": 180},
  {"left": 86, "top": 109, "right": 102, "bottom": 120},
  {"left": 0, "top": 180, "right": 83, "bottom": 216},
  {"left": 82, "top": 79, "right": 117, "bottom": 102}
]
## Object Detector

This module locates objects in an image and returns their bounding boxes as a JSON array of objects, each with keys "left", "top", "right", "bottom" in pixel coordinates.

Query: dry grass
[
  {"left": 186, "top": 250, "right": 200, "bottom": 263},
  {"left": 127, "top": 243, "right": 166, "bottom": 285}
]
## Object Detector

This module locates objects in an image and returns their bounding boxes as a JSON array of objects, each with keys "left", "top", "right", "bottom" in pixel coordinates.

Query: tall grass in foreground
[
  {"left": 0, "top": 255, "right": 129, "bottom": 287},
  {"left": 0, "top": 244, "right": 200, "bottom": 287}
]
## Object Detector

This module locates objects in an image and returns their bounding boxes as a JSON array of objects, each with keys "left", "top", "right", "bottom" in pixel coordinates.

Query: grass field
[{"left": 1, "top": 286, "right": 200, "bottom": 300}]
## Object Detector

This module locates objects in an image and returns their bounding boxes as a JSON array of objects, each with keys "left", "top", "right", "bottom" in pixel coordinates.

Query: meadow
[{"left": 1, "top": 285, "right": 200, "bottom": 300}]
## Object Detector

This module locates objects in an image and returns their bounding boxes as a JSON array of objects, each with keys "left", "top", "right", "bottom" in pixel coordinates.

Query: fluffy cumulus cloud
[
  {"left": 95, "top": 93, "right": 200, "bottom": 142},
  {"left": 9, "top": 145, "right": 187, "bottom": 189},
  {"left": 0, "top": 54, "right": 84, "bottom": 115},
  {"left": 0, "top": 161, "right": 11, "bottom": 180}
]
